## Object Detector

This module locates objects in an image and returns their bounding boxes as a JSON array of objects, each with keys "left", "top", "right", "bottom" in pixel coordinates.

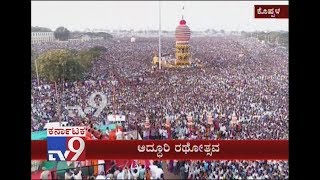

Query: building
[
  {"left": 130, "top": 37, "right": 136, "bottom": 42},
  {"left": 31, "top": 32, "right": 55, "bottom": 44},
  {"left": 68, "top": 35, "right": 104, "bottom": 43},
  {"left": 81, "top": 34, "right": 91, "bottom": 41}
]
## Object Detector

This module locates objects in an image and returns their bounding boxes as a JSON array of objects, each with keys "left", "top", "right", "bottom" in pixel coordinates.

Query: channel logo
[{"left": 47, "top": 126, "right": 86, "bottom": 161}]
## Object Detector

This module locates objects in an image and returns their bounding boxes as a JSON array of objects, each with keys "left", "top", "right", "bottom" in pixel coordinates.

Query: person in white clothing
[
  {"left": 97, "top": 160, "right": 105, "bottom": 175},
  {"left": 73, "top": 169, "right": 82, "bottom": 180},
  {"left": 163, "top": 129, "right": 168, "bottom": 139},
  {"left": 131, "top": 163, "right": 139, "bottom": 179},
  {"left": 64, "top": 169, "right": 73, "bottom": 180},
  {"left": 116, "top": 128, "right": 123, "bottom": 140},
  {"left": 124, "top": 132, "right": 134, "bottom": 140},
  {"left": 106, "top": 172, "right": 113, "bottom": 179},
  {"left": 40, "top": 167, "right": 50, "bottom": 180},
  {"left": 96, "top": 171, "right": 106, "bottom": 180},
  {"left": 155, "top": 167, "right": 164, "bottom": 179},
  {"left": 113, "top": 167, "right": 120, "bottom": 178},
  {"left": 105, "top": 127, "right": 110, "bottom": 136},
  {"left": 124, "top": 132, "right": 129, "bottom": 140},
  {"left": 117, "top": 169, "right": 124, "bottom": 180},
  {"left": 123, "top": 167, "right": 131, "bottom": 179},
  {"left": 149, "top": 163, "right": 158, "bottom": 179}
]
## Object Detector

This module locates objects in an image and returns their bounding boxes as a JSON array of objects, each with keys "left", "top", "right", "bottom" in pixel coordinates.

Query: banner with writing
[{"left": 32, "top": 140, "right": 287, "bottom": 160}]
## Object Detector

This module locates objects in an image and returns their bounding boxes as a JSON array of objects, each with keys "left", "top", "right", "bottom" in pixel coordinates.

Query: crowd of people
[
  {"left": 32, "top": 36, "right": 288, "bottom": 179},
  {"left": 101, "top": 160, "right": 164, "bottom": 180},
  {"left": 170, "top": 160, "right": 288, "bottom": 179}
]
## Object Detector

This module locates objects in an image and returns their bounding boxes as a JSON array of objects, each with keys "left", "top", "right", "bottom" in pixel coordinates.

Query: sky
[{"left": 31, "top": 1, "right": 288, "bottom": 32}]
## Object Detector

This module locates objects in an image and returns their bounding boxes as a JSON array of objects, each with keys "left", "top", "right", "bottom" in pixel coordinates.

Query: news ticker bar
[{"left": 32, "top": 140, "right": 288, "bottom": 160}]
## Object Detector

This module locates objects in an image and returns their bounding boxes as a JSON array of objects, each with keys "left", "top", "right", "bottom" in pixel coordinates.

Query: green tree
[
  {"left": 31, "top": 50, "right": 40, "bottom": 76},
  {"left": 279, "top": 31, "right": 288, "bottom": 48},
  {"left": 54, "top": 26, "right": 70, "bottom": 41},
  {"left": 76, "top": 50, "right": 95, "bottom": 70},
  {"left": 85, "top": 32, "right": 113, "bottom": 40},
  {"left": 89, "top": 46, "right": 107, "bottom": 53},
  {"left": 37, "top": 49, "right": 85, "bottom": 82},
  {"left": 63, "top": 59, "right": 85, "bottom": 81},
  {"left": 32, "top": 26, "right": 52, "bottom": 32},
  {"left": 70, "top": 31, "right": 83, "bottom": 39},
  {"left": 75, "top": 46, "right": 105, "bottom": 70},
  {"left": 31, "top": 50, "right": 35, "bottom": 75},
  {"left": 36, "top": 49, "right": 86, "bottom": 124}
]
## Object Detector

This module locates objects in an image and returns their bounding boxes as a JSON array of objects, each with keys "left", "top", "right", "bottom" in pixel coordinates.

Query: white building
[
  {"left": 67, "top": 36, "right": 104, "bottom": 43},
  {"left": 81, "top": 34, "right": 91, "bottom": 41},
  {"left": 31, "top": 32, "right": 55, "bottom": 44},
  {"left": 80, "top": 35, "right": 103, "bottom": 42}
]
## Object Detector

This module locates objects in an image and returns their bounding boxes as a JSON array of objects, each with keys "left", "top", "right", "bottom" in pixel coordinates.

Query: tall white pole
[
  {"left": 34, "top": 58, "right": 41, "bottom": 98},
  {"left": 35, "top": 59, "right": 40, "bottom": 87},
  {"left": 158, "top": 1, "right": 161, "bottom": 70}
]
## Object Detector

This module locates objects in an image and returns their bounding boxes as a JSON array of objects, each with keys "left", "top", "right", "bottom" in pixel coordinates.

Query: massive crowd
[
  {"left": 171, "top": 160, "right": 288, "bottom": 179},
  {"left": 32, "top": 36, "right": 288, "bottom": 179}
]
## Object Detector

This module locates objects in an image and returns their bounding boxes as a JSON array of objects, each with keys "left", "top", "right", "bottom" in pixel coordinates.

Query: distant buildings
[
  {"left": 31, "top": 32, "right": 55, "bottom": 44},
  {"left": 66, "top": 36, "right": 104, "bottom": 43},
  {"left": 81, "top": 34, "right": 91, "bottom": 41},
  {"left": 31, "top": 32, "right": 104, "bottom": 44}
]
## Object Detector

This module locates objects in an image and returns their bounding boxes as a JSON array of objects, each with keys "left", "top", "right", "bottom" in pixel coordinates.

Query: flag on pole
[{"left": 182, "top": 4, "right": 185, "bottom": 19}]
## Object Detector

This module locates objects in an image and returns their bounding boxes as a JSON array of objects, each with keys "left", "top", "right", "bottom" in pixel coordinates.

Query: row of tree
[
  {"left": 32, "top": 26, "right": 70, "bottom": 41},
  {"left": 54, "top": 27, "right": 70, "bottom": 41},
  {"left": 83, "top": 32, "right": 113, "bottom": 40},
  {"left": 241, "top": 31, "right": 288, "bottom": 48},
  {"left": 32, "top": 26, "right": 113, "bottom": 41},
  {"left": 32, "top": 46, "right": 107, "bottom": 83}
]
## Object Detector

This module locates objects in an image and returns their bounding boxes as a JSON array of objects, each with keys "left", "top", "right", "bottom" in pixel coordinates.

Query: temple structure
[
  {"left": 174, "top": 18, "right": 191, "bottom": 65},
  {"left": 152, "top": 18, "right": 192, "bottom": 68},
  {"left": 152, "top": 5, "right": 201, "bottom": 69}
]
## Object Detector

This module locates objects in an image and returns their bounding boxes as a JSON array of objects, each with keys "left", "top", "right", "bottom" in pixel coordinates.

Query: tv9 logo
[{"left": 47, "top": 127, "right": 86, "bottom": 161}]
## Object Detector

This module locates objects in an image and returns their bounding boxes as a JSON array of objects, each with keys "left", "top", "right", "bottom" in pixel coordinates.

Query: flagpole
[{"left": 158, "top": 1, "right": 161, "bottom": 70}]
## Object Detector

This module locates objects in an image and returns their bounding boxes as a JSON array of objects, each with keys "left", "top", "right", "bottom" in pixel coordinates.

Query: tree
[
  {"left": 211, "top": 29, "right": 218, "bottom": 34},
  {"left": 37, "top": 49, "right": 85, "bottom": 82},
  {"left": 75, "top": 46, "right": 106, "bottom": 70},
  {"left": 70, "top": 31, "right": 83, "bottom": 39},
  {"left": 281, "top": 33, "right": 288, "bottom": 45},
  {"left": 36, "top": 49, "right": 86, "bottom": 124},
  {"left": 32, "top": 26, "right": 52, "bottom": 32},
  {"left": 31, "top": 50, "right": 36, "bottom": 75},
  {"left": 86, "top": 32, "right": 113, "bottom": 40},
  {"left": 76, "top": 50, "right": 96, "bottom": 70},
  {"left": 63, "top": 59, "right": 85, "bottom": 82},
  {"left": 54, "top": 26, "right": 70, "bottom": 41},
  {"left": 89, "top": 46, "right": 107, "bottom": 53}
]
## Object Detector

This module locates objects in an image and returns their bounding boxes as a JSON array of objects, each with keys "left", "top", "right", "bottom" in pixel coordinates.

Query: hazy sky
[{"left": 32, "top": 1, "right": 288, "bottom": 32}]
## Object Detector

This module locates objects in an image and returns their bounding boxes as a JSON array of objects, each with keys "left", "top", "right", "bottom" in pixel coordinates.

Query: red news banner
[
  {"left": 32, "top": 140, "right": 288, "bottom": 160},
  {"left": 255, "top": 5, "right": 288, "bottom": 19}
]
